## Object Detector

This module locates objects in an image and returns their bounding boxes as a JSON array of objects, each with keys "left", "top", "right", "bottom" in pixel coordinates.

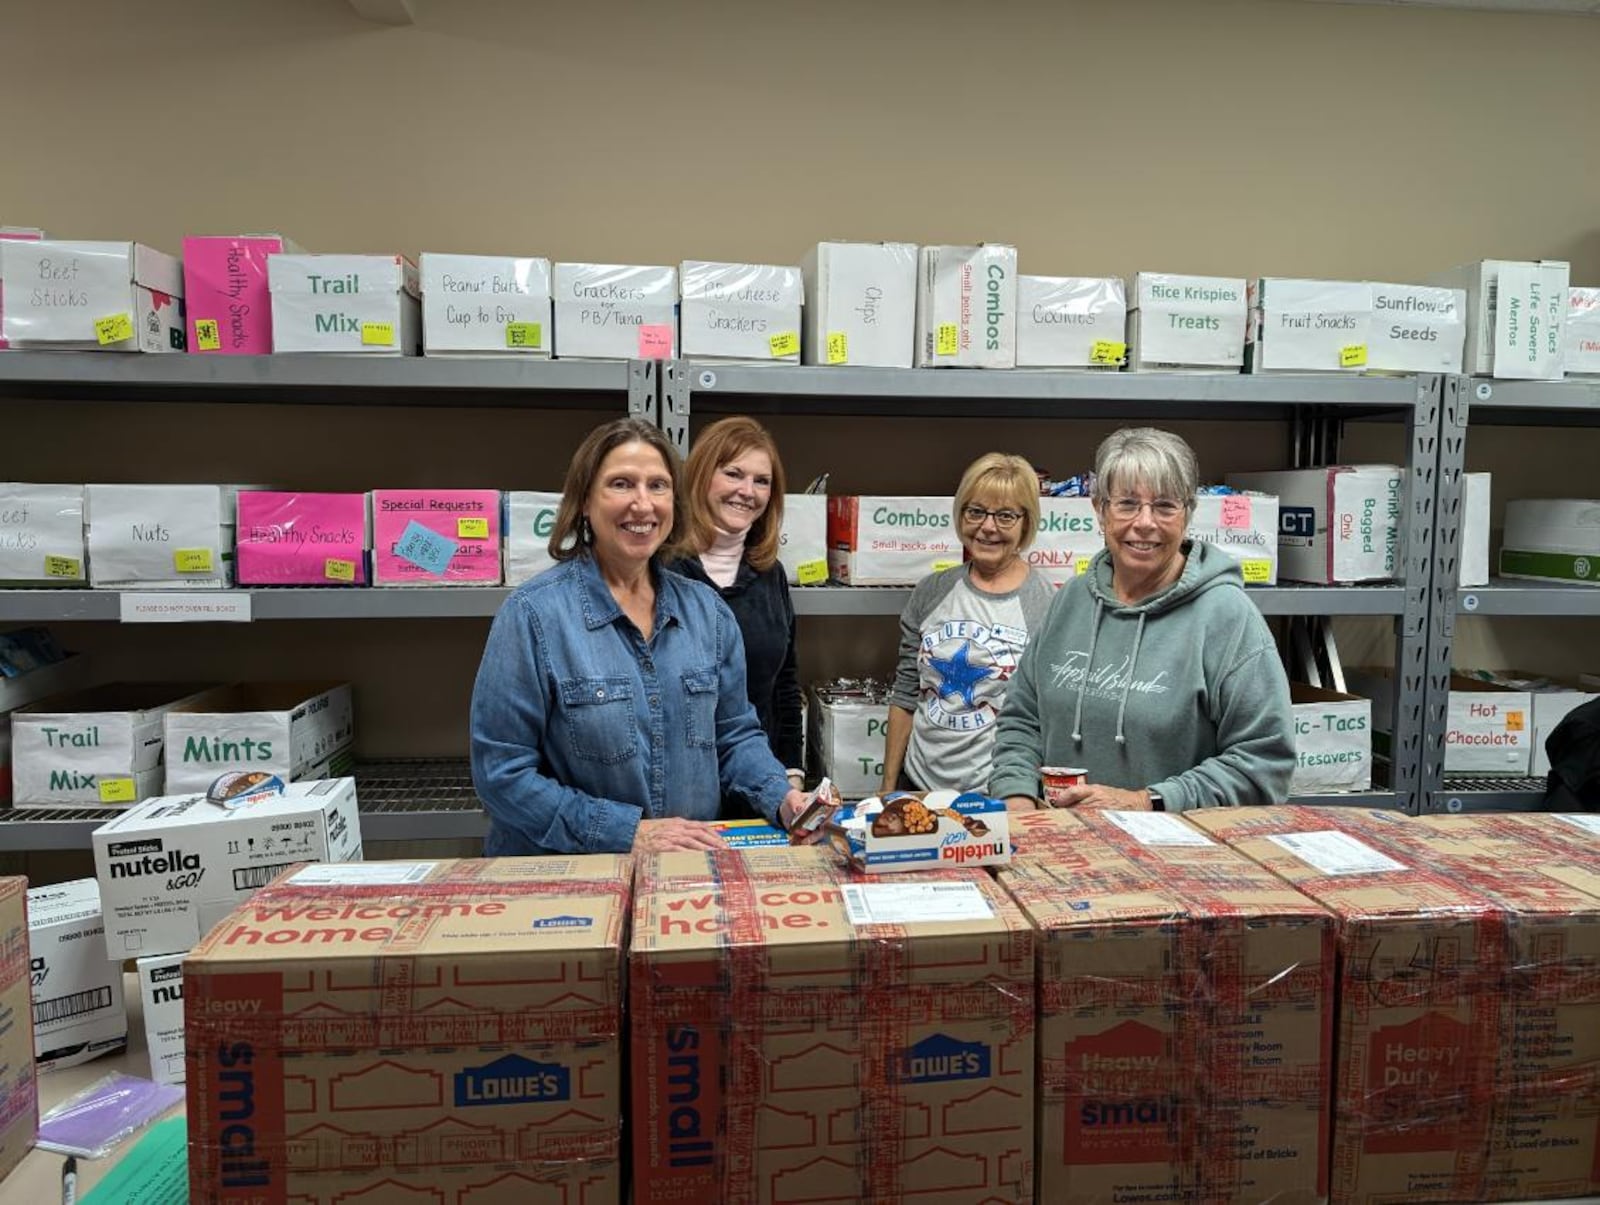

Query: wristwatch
[{"left": 1147, "top": 789, "right": 1166, "bottom": 812}]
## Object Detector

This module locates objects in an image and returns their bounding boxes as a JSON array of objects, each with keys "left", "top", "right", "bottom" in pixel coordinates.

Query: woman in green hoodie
[{"left": 989, "top": 427, "right": 1294, "bottom": 813}]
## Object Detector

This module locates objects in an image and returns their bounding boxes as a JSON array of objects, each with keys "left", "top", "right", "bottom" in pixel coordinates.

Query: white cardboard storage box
[
  {"left": 11, "top": 682, "right": 215, "bottom": 809},
  {"left": 1460, "top": 472, "right": 1491, "bottom": 588},
  {"left": 136, "top": 952, "right": 185, "bottom": 1086},
  {"left": 778, "top": 494, "right": 828, "bottom": 585},
  {"left": 1246, "top": 278, "right": 1372, "bottom": 373},
  {"left": 1228, "top": 465, "right": 1403, "bottom": 583},
  {"left": 1, "top": 653, "right": 94, "bottom": 806},
  {"left": 269, "top": 253, "right": 420, "bottom": 354},
  {"left": 1, "top": 240, "right": 184, "bottom": 351},
  {"left": 1015, "top": 275, "right": 1126, "bottom": 368},
  {"left": 827, "top": 496, "right": 961, "bottom": 585},
  {"left": 1348, "top": 667, "right": 1532, "bottom": 775},
  {"left": 26, "top": 879, "right": 127, "bottom": 1071},
  {"left": 1501, "top": 498, "right": 1600, "bottom": 586},
  {"left": 0, "top": 483, "right": 86, "bottom": 585},
  {"left": 1368, "top": 283, "right": 1467, "bottom": 374},
  {"left": 1027, "top": 495, "right": 1278, "bottom": 586},
  {"left": 1289, "top": 682, "right": 1372, "bottom": 794},
  {"left": 85, "top": 483, "right": 232, "bottom": 589},
  {"left": 679, "top": 260, "right": 803, "bottom": 362},
  {"left": 1568, "top": 287, "right": 1600, "bottom": 376},
  {"left": 0, "top": 226, "right": 44, "bottom": 350},
  {"left": 1435, "top": 259, "right": 1569, "bottom": 380},
  {"left": 1128, "top": 272, "right": 1247, "bottom": 371},
  {"left": 162, "top": 681, "right": 355, "bottom": 794},
  {"left": 552, "top": 262, "right": 677, "bottom": 359},
  {"left": 503, "top": 490, "right": 562, "bottom": 586},
  {"left": 806, "top": 691, "right": 888, "bottom": 798},
  {"left": 92, "top": 776, "right": 363, "bottom": 959},
  {"left": 914, "top": 244, "right": 1018, "bottom": 369},
  {"left": 1028, "top": 498, "right": 1101, "bottom": 584},
  {"left": 419, "top": 252, "right": 551, "bottom": 356},
  {"left": 801, "top": 241, "right": 917, "bottom": 368}
]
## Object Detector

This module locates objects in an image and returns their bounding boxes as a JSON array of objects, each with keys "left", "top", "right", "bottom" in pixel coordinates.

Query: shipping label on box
[
  {"left": 807, "top": 691, "right": 888, "bottom": 797},
  {"left": 182, "top": 234, "right": 298, "bottom": 355},
  {"left": 503, "top": 490, "right": 561, "bottom": 586},
  {"left": 0, "top": 878, "right": 36, "bottom": 1185},
  {"left": 1290, "top": 683, "right": 1372, "bottom": 793},
  {"left": 778, "top": 493, "right": 828, "bottom": 585},
  {"left": 1229, "top": 466, "right": 1402, "bottom": 583},
  {"left": 164, "top": 681, "right": 355, "bottom": 793},
  {"left": 1129, "top": 273, "right": 1246, "bottom": 370},
  {"left": 269, "top": 253, "right": 420, "bottom": 354},
  {"left": 372, "top": 488, "right": 502, "bottom": 585},
  {"left": 1247, "top": 278, "right": 1372, "bottom": 372},
  {"left": 236, "top": 491, "right": 369, "bottom": 585},
  {"left": 1015, "top": 275, "right": 1126, "bottom": 368},
  {"left": 26, "top": 879, "right": 127, "bottom": 1071},
  {"left": 915, "top": 244, "right": 1018, "bottom": 368},
  {"left": 420, "top": 252, "right": 552, "bottom": 355},
  {"left": 93, "top": 777, "right": 362, "bottom": 958},
  {"left": 136, "top": 952, "right": 185, "bottom": 1085},
  {"left": 1568, "top": 287, "right": 1600, "bottom": 376},
  {"left": 827, "top": 495, "right": 961, "bottom": 586},
  {"left": 0, "top": 226, "right": 44, "bottom": 350},
  {"left": 1, "top": 240, "right": 184, "bottom": 351},
  {"left": 85, "top": 483, "right": 228, "bottom": 587},
  {"left": 552, "top": 262, "right": 677, "bottom": 359},
  {"left": 0, "top": 484, "right": 85, "bottom": 584},
  {"left": 1369, "top": 283, "right": 1467, "bottom": 373},
  {"left": 1501, "top": 498, "right": 1600, "bottom": 586},
  {"left": 801, "top": 241, "right": 917, "bottom": 368},
  {"left": 679, "top": 260, "right": 803, "bottom": 362}
]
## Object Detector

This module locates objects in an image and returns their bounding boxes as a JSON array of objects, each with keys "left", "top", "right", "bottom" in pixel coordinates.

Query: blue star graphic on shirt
[{"left": 929, "top": 641, "right": 994, "bottom": 709}]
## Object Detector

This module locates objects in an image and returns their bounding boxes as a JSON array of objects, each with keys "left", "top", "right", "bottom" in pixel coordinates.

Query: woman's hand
[
  {"left": 634, "top": 818, "right": 728, "bottom": 853},
  {"left": 1049, "top": 784, "right": 1151, "bottom": 811},
  {"left": 778, "top": 789, "right": 810, "bottom": 830}
]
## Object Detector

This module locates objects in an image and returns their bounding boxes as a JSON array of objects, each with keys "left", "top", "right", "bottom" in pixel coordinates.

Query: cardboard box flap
[
  {"left": 168, "top": 680, "right": 349, "bottom": 715},
  {"left": 131, "top": 243, "right": 183, "bottom": 297},
  {"left": 18, "top": 680, "right": 215, "bottom": 716}
]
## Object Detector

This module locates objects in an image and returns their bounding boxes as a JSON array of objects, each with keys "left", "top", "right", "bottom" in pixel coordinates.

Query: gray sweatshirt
[{"left": 988, "top": 540, "right": 1294, "bottom": 810}]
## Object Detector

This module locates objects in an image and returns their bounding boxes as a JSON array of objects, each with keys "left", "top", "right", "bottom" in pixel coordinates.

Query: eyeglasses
[
  {"left": 961, "top": 505, "right": 1024, "bottom": 530},
  {"left": 1107, "top": 497, "right": 1185, "bottom": 521}
]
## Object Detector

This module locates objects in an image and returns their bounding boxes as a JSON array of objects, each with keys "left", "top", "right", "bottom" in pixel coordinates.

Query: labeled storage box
[
  {"left": 1436, "top": 258, "right": 1569, "bottom": 379},
  {"left": 552, "top": 262, "right": 677, "bottom": 359},
  {"left": 1368, "top": 282, "right": 1467, "bottom": 374},
  {"left": 1568, "top": 287, "right": 1600, "bottom": 375},
  {"left": 806, "top": 688, "right": 889, "bottom": 798},
  {"left": 1460, "top": 472, "right": 1491, "bottom": 588},
  {"left": 777, "top": 493, "right": 828, "bottom": 585},
  {"left": 1128, "top": 272, "right": 1247, "bottom": 371},
  {"left": 2, "top": 652, "right": 94, "bottom": 806},
  {"left": 1028, "top": 495, "right": 1278, "bottom": 586},
  {"left": 1027, "top": 498, "right": 1101, "bottom": 584},
  {"left": 800, "top": 241, "right": 917, "bottom": 368},
  {"left": 136, "top": 952, "right": 185, "bottom": 1086},
  {"left": 269, "top": 253, "right": 419, "bottom": 354},
  {"left": 85, "top": 483, "right": 232, "bottom": 589},
  {"left": 1348, "top": 666, "right": 1532, "bottom": 775},
  {"left": 1228, "top": 465, "right": 1402, "bottom": 583},
  {"left": 188, "top": 856, "right": 628, "bottom": 1203},
  {"left": 502, "top": 490, "right": 562, "bottom": 586},
  {"left": 1, "top": 240, "right": 184, "bottom": 352},
  {"left": 420, "top": 252, "right": 551, "bottom": 355},
  {"left": 679, "top": 260, "right": 803, "bottom": 362},
  {"left": 0, "top": 226, "right": 44, "bottom": 350},
  {"left": 26, "top": 879, "right": 127, "bottom": 1071},
  {"left": 235, "top": 491, "right": 370, "bottom": 586},
  {"left": 1246, "top": 277, "right": 1372, "bottom": 372},
  {"left": 1500, "top": 498, "right": 1600, "bottom": 586},
  {"left": 827, "top": 495, "right": 960, "bottom": 585},
  {"left": 182, "top": 234, "right": 301, "bottom": 354},
  {"left": 0, "top": 878, "right": 35, "bottom": 1184},
  {"left": 1015, "top": 275, "right": 1126, "bottom": 368},
  {"left": 0, "top": 484, "right": 85, "bottom": 585},
  {"left": 1289, "top": 682, "right": 1372, "bottom": 793},
  {"left": 10, "top": 682, "right": 214, "bottom": 809},
  {"left": 914, "top": 244, "right": 1018, "bottom": 368},
  {"left": 827, "top": 791, "right": 1010, "bottom": 872},
  {"left": 92, "top": 776, "right": 362, "bottom": 958},
  {"left": 163, "top": 681, "right": 355, "bottom": 794},
  {"left": 372, "top": 488, "right": 502, "bottom": 586}
]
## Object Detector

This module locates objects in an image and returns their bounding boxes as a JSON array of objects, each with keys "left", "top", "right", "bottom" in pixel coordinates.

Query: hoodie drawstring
[
  {"left": 1114, "top": 611, "right": 1148, "bottom": 745},
  {"left": 1071, "top": 598, "right": 1105, "bottom": 745}
]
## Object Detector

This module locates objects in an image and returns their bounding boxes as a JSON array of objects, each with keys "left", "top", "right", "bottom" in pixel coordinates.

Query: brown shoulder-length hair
[
  {"left": 669, "top": 416, "right": 788, "bottom": 572},
  {"left": 548, "top": 417, "right": 683, "bottom": 562}
]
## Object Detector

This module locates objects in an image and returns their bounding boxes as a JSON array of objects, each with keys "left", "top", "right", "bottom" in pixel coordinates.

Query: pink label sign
[
  {"left": 372, "top": 489, "right": 502, "bottom": 585},
  {"left": 182, "top": 235, "right": 286, "bottom": 355},
  {"left": 236, "top": 492, "right": 369, "bottom": 585},
  {"left": 1220, "top": 494, "right": 1252, "bottom": 529},
  {"left": 638, "top": 323, "right": 675, "bottom": 358}
]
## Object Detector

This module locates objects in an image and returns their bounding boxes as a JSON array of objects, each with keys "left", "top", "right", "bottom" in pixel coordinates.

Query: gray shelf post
[
  {"left": 658, "top": 359, "right": 693, "bottom": 454},
  {"left": 1421, "top": 375, "right": 1469, "bottom": 813}
]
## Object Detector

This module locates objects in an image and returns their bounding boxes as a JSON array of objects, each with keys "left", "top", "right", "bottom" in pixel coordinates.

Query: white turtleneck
[{"left": 699, "top": 526, "right": 747, "bottom": 588}]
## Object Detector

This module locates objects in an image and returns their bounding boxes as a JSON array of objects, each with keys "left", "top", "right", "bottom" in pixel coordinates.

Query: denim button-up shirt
[{"left": 470, "top": 554, "right": 792, "bottom": 855}]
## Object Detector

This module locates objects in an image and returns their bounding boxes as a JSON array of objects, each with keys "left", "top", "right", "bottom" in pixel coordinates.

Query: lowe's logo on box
[
  {"left": 1281, "top": 506, "right": 1316, "bottom": 546},
  {"left": 454, "top": 1053, "right": 570, "bottom": 1107},
  {"left": 896, "top": 1033, "right": 991, "bottom": 1083},
  {"left": 531, "top": 914, "right": 593, "bottom": 930}
]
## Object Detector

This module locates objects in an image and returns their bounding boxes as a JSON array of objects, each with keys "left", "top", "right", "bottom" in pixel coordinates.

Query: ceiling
[{"left": 1301, "top": 0, "right": 1600, "bottom": 13}]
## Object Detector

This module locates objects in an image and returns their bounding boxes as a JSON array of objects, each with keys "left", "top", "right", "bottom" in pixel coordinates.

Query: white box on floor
[
  {"left": 1128, "top": 272, "right": 1247, "bottom": 371},
  {"left": 552, "top": 262, "right": 677, "bottom": 359},
  {"left": 503, "top": 490, "right": 562, "bottom": 586},
  {"left": 92, "top": 776, "right": 363, "bottom": 959},
  {"left": 26, "top": 879, "right": 127, "bottom": 1071},
  {"left": 269, "top": 253, "right": 420, "bottom": 354},
  {"left": 1368, "top": 283, "right": 1467, "bottom": 374},
  {"left": 163, "top": 681, "right": 355, "bottom": 794},
  {"left": 1227, "top": 466, "right": 1403, "bottom": 583},
  {"left": 1246, "top": 278, "right": 1372, "bottom": 373},
  {"left": 136, "top": 952, "right": 185, "bottom": 1085},
  {"left": 1349, "top": 667, "right": 1532, "bottom": 775},
  {"left": 1015, "top": 276, "right": 1126, "bottom": 368},
  {"left": 85, "top": 483, "right": 231, "bottom": 589},
  {"left": 1460, "top": 472, "right": 1491, "bottom": 588},
  {"left": 1, "top": 240, "right": 185, "bottom": 351},
  {"left": 1289, "top": 683, "right": 1372, "bottom": 794},
  {"left": 0, "top": 484, "right": 86, "bottom": 585},
  {"left": 914, "top": 244, "right": 1018, "bottom": 369},
  {"left": 827, "top": 496, "right": 961, "bottom": 585},
  {"left": 1566, "top": 288, "right": 1600, "bottom": 376},
  {"left": 1500, "top": 498, "right": 1600, "bottom": 586},
  {"left": 778, "top": 494, "right": 829, "bottom": 585},
  {"left": 807, "top": 691, "right": 888, "bottom": 798},
  {"left": 1435, "top": 259, "right": 1569, "bottom": 379},
  {"left": 680, "top": 261, "right": 803, "bottom": 363},
  {"left": 801, "top": 241, "right": 917, "bottom": 369},
  {"left": 419, "top": 253, "right": 551, "bottom": 356}
]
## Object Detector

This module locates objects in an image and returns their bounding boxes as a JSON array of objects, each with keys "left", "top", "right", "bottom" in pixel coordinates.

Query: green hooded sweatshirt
[{"left": 988, "top": 539, "right": 1294, "bottom": 810}]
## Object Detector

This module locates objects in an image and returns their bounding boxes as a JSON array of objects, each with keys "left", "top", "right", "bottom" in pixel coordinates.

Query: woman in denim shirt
[{"left": 470, "top": 418, "right": 809, "bottom": 856}]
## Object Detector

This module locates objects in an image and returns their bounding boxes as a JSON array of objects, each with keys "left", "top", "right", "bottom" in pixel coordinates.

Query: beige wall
[{"left": 3, "top": 0, "right": 1599, "bottom": 869}]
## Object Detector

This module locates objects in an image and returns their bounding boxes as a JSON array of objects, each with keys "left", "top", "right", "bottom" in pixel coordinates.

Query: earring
[{"left": 580, "top": 516, "right": 593, "bottom": 544}]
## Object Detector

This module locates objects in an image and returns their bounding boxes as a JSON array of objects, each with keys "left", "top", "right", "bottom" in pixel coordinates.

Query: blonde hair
[
  {"left": 671, "top": 416, "right": 787, "bottom": 572},
  {"left": 953, "top": 453, "right": 1041, "bottom": 551}
]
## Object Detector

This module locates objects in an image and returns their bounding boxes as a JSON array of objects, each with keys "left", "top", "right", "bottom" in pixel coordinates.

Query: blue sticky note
[{"left": 394, "top": 519, "right": 458, "bottom": 576}]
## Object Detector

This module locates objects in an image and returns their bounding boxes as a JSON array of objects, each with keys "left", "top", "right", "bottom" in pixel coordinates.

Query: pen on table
[{"left": 61, "top": 1155, "right": 77, "bottom": 1205}]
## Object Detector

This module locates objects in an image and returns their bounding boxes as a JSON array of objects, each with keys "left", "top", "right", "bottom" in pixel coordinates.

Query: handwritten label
[
  {"left": 769, "top": 331, "right": 800, "bottom": 358},
  {"left": 505, "top": 321, "right": 542, "bottom": 349},
  {"left": 1220, "top": 495, "right": 1252, "bottom": 529},
  {"left": 43, "top": 555, "right": 82, "bottom": 579},
  {"left": 394, "top": 520, "right": 457, "bottom": 576},
  {"left": 638, "top": 324, "right": 674, "bottom": 358},
  {"left": 826, "top": 332, "right": 848, "bottom": 364},
  {"left": 457, "top": 517, "right": 489, "bottom": 539},
  {"left": 936, "top": 323, "right": 959, "bottom": 356},
  {"left": 796, "top": 559, "right": 828, "bottom": 585},
  {"left": 94, "top": 313, "right": 135, "bottom": 345},
  {"left": 194, "top": 319, "right": 222, "bottom": 351},
  {"left": 1241, "top": 559, "right": 1271, "bottom": 583},
  {"left": 1340, "top": 344, "right": 1368, "bottom": 368},
  {"left": 173, "top": 548, "right": 214, "bottom": 574},
  {"left": 98, "top": 778, "right": 137, "bottom": 804},
  {"left": 119, "top": 593, "right": 253, "bottom": 623},
  {"left": 1089, "top": 340, "right": 1127, "bottom": 366},
  {"left": 324, "top": 558, "right": 357, "bottom": 583},
  {"left": 361, "top": 322, "right": 395, "bottom": 347}
]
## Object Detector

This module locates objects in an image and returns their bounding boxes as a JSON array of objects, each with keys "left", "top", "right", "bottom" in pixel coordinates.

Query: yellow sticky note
[
  {"left": 1090, "top": 340, "right": 1127, "bottom": 366},
  {"left": 826, "top": 332, "right": 848, "bottom": 365},
  {"left": 1241, "top": 558, "right": 1272, "bottom": 583},
  {"left": 1340, "top": 344, "right": 1368, "bottom": 368},
  {"left": 796, "top": 559, "right": 828, "bottom": 585},
  {"left": 932, "top": 559, "right": 962, "bottom": 572},
  {"left": 936, "top": 323, "right": 959, "bottom": 356},
  {"left": 505, "top": 321, "right": 543, "bottom": 349},
  {"left": 1506, "top": 710, "right": 1525, "bottom": 732},
  {"left": 43, "top": 554, "right": 82, "bottom": 579},
  {"left": 1076, "top": 559, "right": 1090, "bottom": 576},
  {"left": 324, "top": 558, "right": 357, "bottom": 583},
  {"left": 94, "top": 313, "right": 135, "bottom": 345},
  {"left": 769, "top": 331, "right": 800, "bottom": 358},
  {"left": 173, "top": 548, "right": 214, "bottom": 574},
  {"left": 98, "top": 778, "right": 136, "bottom": 804},
  {"left": 361, "top": 322, "right": 395, "bottom": 347},
  {"left": 195, "top": 319, "right": 222, "bottom": 351},
  {"left": 457, "top": 517, "right": 489, "bottom": 539}
]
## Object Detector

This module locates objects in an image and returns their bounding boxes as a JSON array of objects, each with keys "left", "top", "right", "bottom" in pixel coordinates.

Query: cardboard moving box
[
  {"left": 1228, "top": 466, "right": 1403, "bottom": 584},
  {"left": 163, "top": 680, "right": 354, "bottom": 794},
  {"left": 136, "top": 952, "right": 185, "bottom": 1086},
  {"left": 0, "top": 878, "right": 36, "bottom": 1185},
  {"left": 25, "top": 879, "right": 126, "bottom": 1071}
]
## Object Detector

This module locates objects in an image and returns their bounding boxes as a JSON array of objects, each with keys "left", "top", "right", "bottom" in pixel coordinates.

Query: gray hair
[{"left": 1092, "top": 428, "right": 1199, "bottom": 512}]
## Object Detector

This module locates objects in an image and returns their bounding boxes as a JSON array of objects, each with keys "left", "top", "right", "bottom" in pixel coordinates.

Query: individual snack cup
[{"left": 1039, "top": 766, "right": 1088, "bottom": 808}]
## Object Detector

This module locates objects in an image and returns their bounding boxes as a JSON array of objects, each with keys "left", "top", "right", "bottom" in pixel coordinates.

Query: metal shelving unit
[
  {"left": 790, "top": 583, "right": 1409, "bottom": 617},
  {"left": 0, "top": 587, "right": 514, "bottom": 622},
  {"left": 1430, "top": 775, "right": 1547, "bottom": 815}
]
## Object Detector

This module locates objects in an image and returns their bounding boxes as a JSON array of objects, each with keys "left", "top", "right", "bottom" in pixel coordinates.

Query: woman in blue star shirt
[{"left": 880, "top": 453, "right": 1055, "bottom": 795}]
